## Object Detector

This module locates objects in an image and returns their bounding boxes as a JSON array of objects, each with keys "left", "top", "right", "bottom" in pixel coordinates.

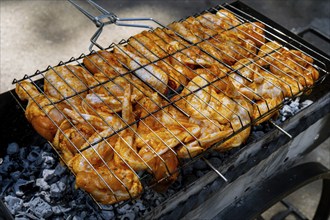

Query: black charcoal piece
[
  {"left": 19, "top": 147, "right": 28, "bottom": 160},
  {"left": 52, "top": 205, "right": 72, "bottom": 215},
  {"left": 13, "top": 179, "right": 35, "bottom": 197},
  {"left": 7, "top": 142, "right": 20, "bottom": 155},
  {"left": 41, "top": 155, "right": 55, "bottom": 169},
  {"left": 209, "top": 157, "right": 222, "bottom": 168},
  {"left": 42, "top": 169, "right": 56, "bottom": 182},
  {"left": 50, "top": 181, "right": 66, "bottom": 198},
  {"left": 21, "top": 160, "right": 30, "bottom": 170},
  {"left": 182, "top": 164, "right": 193, "bottom": 175},
  {"left": 0, "top": 179, "right": 12, "bottom": 195},
  {"left": 36, "top": 191, "right": 51, "bottom": 203},
  {"left": 4, "top": 195, "right": 23, "bottom": 215},
  {"left": 120, "top": 211, "right": 135, "bottom": 220},
  {"left": 36, "top": 178, "right": 50, "bottom": 190},
  {"left": 193, "top": 160, "right": 207, "bottom": 170},
  {"left": 10, "top": 170, "right": 21, "bottom": 180},
  {"left": 195, "top": 170, "right": 204, "bottom": 178},
  {"left": 28, "top": 197, "right": 52, "bottom": 218},
  {"left": 27, "top": 150, "right": 40, "bottom": 162},
  {"left": 16, "top": 211, "right": 39, "bottom": 220},
  {"left": 132, "top": 200, "right": 146, "bottom": 212},
  {"left": 100, "top": 210, "right": 115, "bottom": 219},
  {"left": 54, "top": 164, "right": 66, "bottom": 176},
  {"left": 0, "top": 156, "right": 13, "bottom": 174},
  {"left": 118, "top": 204, "right": 132, "bottom": 214}
]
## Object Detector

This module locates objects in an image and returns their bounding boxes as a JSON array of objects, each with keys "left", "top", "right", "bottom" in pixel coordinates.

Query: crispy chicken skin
[{"left": 16, "top": 8, "right": 320, "bottom": 205}]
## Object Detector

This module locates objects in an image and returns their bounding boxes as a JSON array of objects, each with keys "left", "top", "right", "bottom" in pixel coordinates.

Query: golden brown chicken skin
[
  {"left": 16, "top": 81, "right": 66, "bottom": 141},
  {"left": 76, "top": 163, "right": 142, "bottom": 205},
  {"left": 83, "top": 50, "right": 128, "bottom": 77}
]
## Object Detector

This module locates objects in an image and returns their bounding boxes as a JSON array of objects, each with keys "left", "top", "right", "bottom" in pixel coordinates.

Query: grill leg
[{"left": 313, "top": 179, "right": 330, "bottom": 220}]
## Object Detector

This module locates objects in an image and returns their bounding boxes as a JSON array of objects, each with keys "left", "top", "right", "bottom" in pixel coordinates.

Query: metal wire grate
[{"left": 12, "top": 1, "right": 329, "bottom": 208}]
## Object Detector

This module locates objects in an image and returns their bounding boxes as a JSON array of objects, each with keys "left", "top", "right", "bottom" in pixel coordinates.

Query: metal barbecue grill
[{"left": 1, "top": 0, "right": 330, "bottom": 219}]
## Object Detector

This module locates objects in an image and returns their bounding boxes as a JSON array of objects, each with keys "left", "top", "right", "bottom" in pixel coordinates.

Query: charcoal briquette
[
  {"left": 4, "top": 195, "right": 23, "bottom": 215},
  {"left": 195, "top": 170, "right": 204, "bottom": 178},
  {"left": 28, "top": 197, "right": 53, "bottom": 218},
  {"left": 50, "top": 181, "right": 66, "bottom": 198},
  {"left": 52, "top": 205, "right": 70, "bottom": 215},
  {"left": 100, "top": 210, "right": 115, "bottom": 219},
  {"left": 41, "top": 155, "right": 55, "bottom": 169},
  {"left": 10, "top": 170, "right": 21, "bottom": 180},
  {"left": 7, "top": 142, "right": 20, "bottom": 155},
  {"left": 42, "top": 169, "right": 56, "bottom": 182},
  {"left": 54, "top": 164, "right": 66, "bottom": 176},
  {"left": 13, "top": 179, "right": 35, "bottom": 197},
  {"left": 36, "top": 178, "right": 50, "bottom": 190},
  {"left": 27, "top": 150, "right": 40, "bottom": 162},
  {"left": 193, "top": 160, "right": 207, "bottom": 170},
  {"left": 118, "top": 203, "right": 132, "bottom": 214},
  {"left": 209, "top": 157, "right": 222, "bottom": 167},
  {"left": 120, "top": 211, "right": 135, "bottom": 220},
  {"left": 19, "top": 147, "right": 28, "bottom": 160}
]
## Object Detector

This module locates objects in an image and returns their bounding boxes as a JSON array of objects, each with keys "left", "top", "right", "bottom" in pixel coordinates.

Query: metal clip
[
  {"left": 269, "top": 120, "right": 292, "bottom": 139},
  {"left": 68, "top": 0, "right": 155, "bottom": 51},
  {"left": 202, "top": 157, "right": 228, "bottom": 182}
]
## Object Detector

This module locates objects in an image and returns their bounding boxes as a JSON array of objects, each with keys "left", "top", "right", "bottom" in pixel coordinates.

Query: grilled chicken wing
[
  {"left": 128, "top": 32, "right": 187, "bottom": 89},
  {"left": 134, "top": 93, "right": 199, "bottom": 186},
  {"left": 270, "top": 50, "right": 318, "bottom": 88},
  {"left": 113, "top": 84, "right": 148, "bottom": 171},
  {"left": 83, "top": 50, "right": 128, "bottom": 77},
  {"left": 16, "top": 81, "right": 66, "bottom": 141},
  {"left": 175, "top": 74, "right": 238, "bottom": 157},
  {"left": 215, "top": 9, "right": 241, "bottom": 29},
  {"left": 76, "top": 162, "right": 142, "bottom": 205},
  {"left": 52, "top": 119, "right": 94, "bottom": 162},
  {"left": 44, "top": 65, "right": 89, "bottom": 107},
  {"left": 236, "top": 22, "right": 266, "bottom": 47},
  {"left": 231, "top": 58, "right": 290, "bottom": 124},
  {"left": 114, "top": 46, "right": 169, "bottom": 94},
  {"left": 217, "top": 97, "right": 252, "bottom": 150}
]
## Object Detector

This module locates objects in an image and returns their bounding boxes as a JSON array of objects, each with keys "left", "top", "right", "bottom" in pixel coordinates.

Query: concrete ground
[{"left": 1, "top": 0, "right": 329, "bottom": 219}]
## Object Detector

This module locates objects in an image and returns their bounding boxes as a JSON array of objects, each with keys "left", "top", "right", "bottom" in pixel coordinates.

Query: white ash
[
  {"left": 279, "top": 97, "right": 313, "bottom": 122},
  {"left": 250, "top": 97, "right": 313, "bottom": 141},
  {"left": 4, "top": 195, "right": 23, "bottom": 215}
]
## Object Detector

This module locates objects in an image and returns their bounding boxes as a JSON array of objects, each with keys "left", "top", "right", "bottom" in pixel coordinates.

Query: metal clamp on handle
[{"left": 69, "top": 0, "right": 155, "bottom": 51}]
